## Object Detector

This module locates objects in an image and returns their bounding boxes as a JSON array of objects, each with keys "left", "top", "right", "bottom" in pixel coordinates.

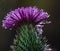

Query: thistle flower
[
  {"left": 2, "top": 7, "right": 51, "bottom": 51},
  {"left": 2, "top": 7, "right": 49, "bottom": 30}
]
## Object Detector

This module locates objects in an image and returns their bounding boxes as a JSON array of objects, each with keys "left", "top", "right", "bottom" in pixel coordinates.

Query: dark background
[{"left": 0, "top": 0, "right": 60, "bottom": 51}]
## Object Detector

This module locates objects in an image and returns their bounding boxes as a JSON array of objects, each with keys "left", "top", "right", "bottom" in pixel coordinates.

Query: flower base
[{"left": 11, "top": 24, "right": 44, "bottom": 51}]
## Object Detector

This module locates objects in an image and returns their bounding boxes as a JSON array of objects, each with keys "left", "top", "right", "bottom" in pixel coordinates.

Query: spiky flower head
[{"left": 2, "top": 7, "right": 49, "bottom": 30}]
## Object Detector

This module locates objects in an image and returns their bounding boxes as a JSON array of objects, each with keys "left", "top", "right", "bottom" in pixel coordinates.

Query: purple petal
[{"left": 2, "top": 7, "right": 49, "bottom": 29}]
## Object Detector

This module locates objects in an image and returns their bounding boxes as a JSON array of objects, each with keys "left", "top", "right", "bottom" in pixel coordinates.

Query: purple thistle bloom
[{"left": 2, "top": 7, "right": 49, "bottom": 30}]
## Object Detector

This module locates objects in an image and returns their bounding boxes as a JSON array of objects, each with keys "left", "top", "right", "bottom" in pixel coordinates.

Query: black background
[{"left": 0, "top": 0, "right": 60, "bottom": 51}]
